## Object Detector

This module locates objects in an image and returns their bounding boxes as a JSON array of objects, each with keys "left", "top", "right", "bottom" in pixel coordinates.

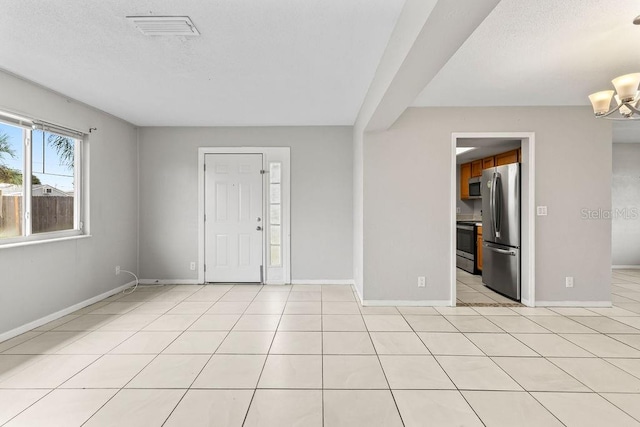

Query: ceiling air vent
[{"left": 126, "top": 16, "right": 200, "bottom": 36}]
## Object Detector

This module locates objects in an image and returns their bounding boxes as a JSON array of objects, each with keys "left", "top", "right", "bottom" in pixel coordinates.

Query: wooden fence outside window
[{"left": 0, "top": 196, "right": 74, "bottom": 236}]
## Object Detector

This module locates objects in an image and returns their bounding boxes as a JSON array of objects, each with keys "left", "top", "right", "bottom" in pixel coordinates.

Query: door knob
[
  {"left": 256, "top": 226, "right": 262, "bottom": 231},
  {"left": 257, "top": 217, "right": 262, "bottom": 222}
]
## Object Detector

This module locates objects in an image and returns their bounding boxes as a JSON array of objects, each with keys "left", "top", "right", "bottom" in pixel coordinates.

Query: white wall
[
  {"left": 362, "top": 106, "right": 612, "bottom": 304},
  {"left": 138, "top": 126, "right": 353, "bottom": 282},
  {"left": 612, "top": 143, "right": 640, "bottom": 266},
  {"left": 0, "top": 71, "right": 138, "bottom": 336}
]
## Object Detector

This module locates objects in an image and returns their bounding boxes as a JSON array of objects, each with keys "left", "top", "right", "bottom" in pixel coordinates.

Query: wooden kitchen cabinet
[
  {"left": 461, "top": 148, "right": 519, "bottom": 201},
  {"left": 495, "top": 149, "right": 519, "bottom": 166},
  {"left": 460, "top": 162, "right": 471, "bottom": 200},
  {"left": 471, "top": 160, "right": 483, "bottom": 177},
  {"left": 476, "top": 226, "right": 483, "bottom": 271},
  {"left": 482, "top": 156, "right": 495, "bottom": 170}
]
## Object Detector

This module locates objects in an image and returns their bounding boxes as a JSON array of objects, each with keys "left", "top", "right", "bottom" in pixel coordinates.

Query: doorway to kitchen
[
  {"left": 198, "top": 147, "right": 291, "bottom": 285},
  {"left": 450, "top": 133, "right": 536, "bottom": 307}
]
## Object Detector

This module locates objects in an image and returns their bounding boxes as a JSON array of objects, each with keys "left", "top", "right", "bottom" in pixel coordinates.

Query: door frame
[
  {"left": 198, "top": 147, "right": 291, "bottom": 285},
  {"left": 450, "top": 132, "right": 536, "bottom": 307}
]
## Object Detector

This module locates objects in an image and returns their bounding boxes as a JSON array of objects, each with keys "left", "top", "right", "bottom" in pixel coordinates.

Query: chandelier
[{"left": 589, "top": 73, "right": 640, "bottom": 120}]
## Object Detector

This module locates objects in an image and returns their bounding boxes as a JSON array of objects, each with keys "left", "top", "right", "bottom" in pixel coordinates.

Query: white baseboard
[
  {"left": 0, "top": 280, "right": 136, "bottom": 343},
  {"left": 139, "top": 279, "right": 200, "bottom": 285},
  {"left": 290, "top": 279, "right": 355, "bottom": 285},
  {"left": 340, "top": 284, "right": 449, "bottom": 307},
  {"left": 535, "top": 300, "right": 612, "bottom": 308},
  {"left": 612, "top": 265, "right": 640, "bottom": 270},
  {"left": 139, "top": 279, "right": 355, "bottom": 286},
  {"left": 363, "top": 299, "right": 451, "bottom": 307},
  {"left": 521, "top": 298, "right": 533, "bottom": 307}
]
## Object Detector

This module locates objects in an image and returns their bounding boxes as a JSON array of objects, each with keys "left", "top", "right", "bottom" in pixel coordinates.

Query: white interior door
[{"left": 205, "top": 154, "right": 263, "bottom": 282}]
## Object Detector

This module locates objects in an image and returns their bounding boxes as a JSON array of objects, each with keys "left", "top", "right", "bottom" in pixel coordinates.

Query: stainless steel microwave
[{"left": 468, "top": 177, "right": 482, "bottom": 199}]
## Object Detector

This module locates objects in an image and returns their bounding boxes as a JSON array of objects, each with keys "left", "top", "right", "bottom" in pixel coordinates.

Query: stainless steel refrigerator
[{"left": 481, "top": 163, "right": 520, "bottom": 301}]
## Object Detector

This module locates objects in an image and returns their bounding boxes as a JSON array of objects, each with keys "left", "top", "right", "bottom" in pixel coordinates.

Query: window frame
[{"left": 0, "top": 111, "right": 85, "bottom": 246}]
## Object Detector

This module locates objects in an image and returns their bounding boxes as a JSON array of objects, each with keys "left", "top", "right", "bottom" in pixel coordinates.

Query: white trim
[
  {"left": 24, "top": 129, "right": 32, "bottom": 236},
  {"left": 526, "top": 134, "right": 536, "bottom": 306},
  {"left": 0, "top": 280, "right": 135, "bottom": 343},
  {"left": 0, "top": 234, "right": 91, "bottom": 250},
  {"left": 73, "top": 136, "right": 83, "bottom": 233},
  {"left": 139, "top": 279, "right": 201, "bottom": 285},
  {"left": 363, "top": 299, "right": 451, "bottom": 307},
  {"left": 260, "top": 280, "right": 287, "bottom": 285},
  {"left": 82, "top": 136, "right": 91, "bottom": 235},
  {"left": 535, "top": 300, "right": 612, "bottom": 307},
  {"left": 290, "top": 279, "right": 355, "bottom": 285},
  {"left": 451, "top": 132, "right": 536, "bottom": 308},
  {"left": 612, "top": 265, "right": 640, "bottom": 269},
  {"left": 197, "top": 147, "right": 291, "bottom": 285},
  {"left": 450, "top": 138, "right": 456, "bottom": 306}
]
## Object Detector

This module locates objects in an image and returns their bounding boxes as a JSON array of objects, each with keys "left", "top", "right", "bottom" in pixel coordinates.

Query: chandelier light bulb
[
  {"left": 612, "top": 73, "right": 640, "bottom": 102},
  {"left": 588, "top": 90, "right": 614, "bottom": 115}
]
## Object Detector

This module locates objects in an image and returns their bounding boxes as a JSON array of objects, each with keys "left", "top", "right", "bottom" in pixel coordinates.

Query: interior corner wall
[
  {"left": 612, "top": 143, "right": 640, "bottom": 266},
  {"left": 137, "top": 126, "right": 353, "bottom": 282},
  {"left": 0, "top": 71, "right": 138, "bottom": 336},
  {"left": 362, "top": 106, "right": 612, "bottom": 303},
  {"left": 353, "top": 129, "right": 364, "bottom": 298}
]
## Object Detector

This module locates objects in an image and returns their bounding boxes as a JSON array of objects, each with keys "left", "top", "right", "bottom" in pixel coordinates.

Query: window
[
  {"left": 0, "top": 111, "right": 84, "bottom": 243},
  {"left": 269, "top": 162, "right": 282, "bottom": 266}
]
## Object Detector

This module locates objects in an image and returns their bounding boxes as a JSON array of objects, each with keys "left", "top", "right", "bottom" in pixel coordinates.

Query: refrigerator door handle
[
  {"left": 490, "top": 172, "right": 500, "bottom": 239},
  {"left": 483, "top": 244, "right": 516, "bottom": 256},
  {"left": 495, "top": 173, "right": 502, "bottom": 238},
  {"left": 489, "top": 172, "right": 494, "bottom": 236}
]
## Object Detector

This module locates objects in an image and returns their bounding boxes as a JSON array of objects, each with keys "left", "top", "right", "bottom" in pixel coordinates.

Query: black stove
[{"left": 456, "top": 222, "right": 479, "bottom": 274}]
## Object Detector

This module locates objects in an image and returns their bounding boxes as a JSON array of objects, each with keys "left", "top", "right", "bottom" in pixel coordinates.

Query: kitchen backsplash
[{"left": 457, "top": 198, "right": 482, "bottom": 221}]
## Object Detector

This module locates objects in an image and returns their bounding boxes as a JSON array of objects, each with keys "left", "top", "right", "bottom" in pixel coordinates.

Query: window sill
[{"left": 0, "top": 234, "right": 91, "bottom": 249}]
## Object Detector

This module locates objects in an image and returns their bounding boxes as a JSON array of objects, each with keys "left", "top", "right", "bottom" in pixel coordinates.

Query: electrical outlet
[
  {"left": 115, "top": 265, "right": 120, "bottom": 275},
  {"left": 565, "top": 276, "right": 574, "bottom": 288},
  {"left": 456, "top": 207, "right": 461, "bottom": 214},
  {"left": 190, "top": 262, "right": 196, "bottom": 271},
  {"left": 418, "top": 276, "right": 426, "bottom": 288},
  {"left": 537, "top": 206, "right": 548, "bottom": 216}
]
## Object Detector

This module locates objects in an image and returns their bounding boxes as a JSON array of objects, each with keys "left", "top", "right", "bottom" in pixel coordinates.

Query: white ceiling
[
  {"left": 0, "top": 0, "right": 405, "bottom": 126},
  {"left": 413, "top": 0, "right": 640, "bottom": 109},
  {"left": 4, "top": 0, "right": 640, "bottom": 131}
]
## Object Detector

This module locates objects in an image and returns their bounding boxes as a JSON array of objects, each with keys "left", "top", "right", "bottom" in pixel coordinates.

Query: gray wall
[
  {"left": 362, "top": 106, "right": 612, "bottom": 303},
  {"left": 612, "top": 143, "right": 640, "bottom": 266},
  {"left": 353, "top": 129, "right": 364, "bottom": 297},
  {"left": 0, "top": 71, "right": 138, "bottom": 336},
  {"left": 138, "top": 126, "right": 353, "bottom": 281}
]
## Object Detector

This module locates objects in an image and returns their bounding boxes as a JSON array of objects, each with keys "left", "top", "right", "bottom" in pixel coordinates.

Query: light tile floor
[
  {"left": 2, "top": 271, "right": 640, "bottom": 425},
  {"left": 456, "top": 269, "right": 523, "bottom": 305}
]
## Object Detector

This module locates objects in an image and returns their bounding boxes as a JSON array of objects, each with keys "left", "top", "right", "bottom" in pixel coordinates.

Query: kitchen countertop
[{"left": 456, "top": 215, "right": 482, "bottom": 221}]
